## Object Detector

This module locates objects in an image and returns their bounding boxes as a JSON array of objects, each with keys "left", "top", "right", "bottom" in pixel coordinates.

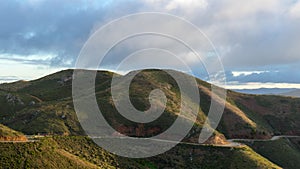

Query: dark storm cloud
[
  {"left": 0, "top": 0, "right": 299, "bottom": 84},
  {"left": 0, "top": 0, "right": 143, "bottom": 67},
  {"left": 0, "top": 0, "right": 106, "bottom": 66}
]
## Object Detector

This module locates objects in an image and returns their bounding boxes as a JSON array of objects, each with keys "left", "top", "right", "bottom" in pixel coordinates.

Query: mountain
[
  {"left": 0, "top": 69, "right": 299, "bottom": 168},
  {"left": 235, "top": 88, "right": 300, "bottom": 98},
  {"left": 0, "top": 136, "right": 281, "bottom": 169},
  {"left": 234, "top": 88, "right": 296, "bottom": 95},
  {"left": 242, "top": 137, "right": 300, "bottom": 169},
  {"left": 280, "top": 89, "right": 300, "bottom": 98}
]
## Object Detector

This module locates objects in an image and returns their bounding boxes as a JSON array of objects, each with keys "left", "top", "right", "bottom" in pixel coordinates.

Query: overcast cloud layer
[{"left": 0, "top": 0, "right": 299, "bottom": 88}]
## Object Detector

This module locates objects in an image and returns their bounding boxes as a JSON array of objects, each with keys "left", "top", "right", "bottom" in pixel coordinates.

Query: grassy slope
[
  {"left": 0, "top": 69, "right": 299, "bottom": 140},
  {"left": 0, "top": 137, "right": 105, "bottom": 169},
  {"left": 1, "top": 69, "right": 299, "bottom": 139},
  {"left": 0, "top": 69, "right": 299, "bottom": 168},
  {"left": 223, "top": 90, "right": 300, "bottom": 138},
  {"left": 0, "top": 123, "right": 25, "bottom": 138},
  {"left": 0, "top": 100, "right": 84, "bottom": 135},
  {"left": 242, "top": 138, "right": 300, "bottom": 169},
  {"left": 0, "top": 136, "right": 281, "bottom": 169}
]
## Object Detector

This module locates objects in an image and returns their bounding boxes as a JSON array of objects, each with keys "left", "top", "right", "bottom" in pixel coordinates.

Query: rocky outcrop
[
  {"left": 186, "top": 132, "right": 229, "bottom": 145},
  {"left": 113, "top": 124, "right": 162, "bottom": 137},
  {"left": 0, "top": 136, "right": 27, "bottom": 142},
  {"left": 5, "top": 93, "right": 24, "bottom": 105},
  {"left": 203, "top": 134, "right": 229, "bottom": 145},
  {"left": 57, "top": 75, "right": 72, "bottom": 85}
]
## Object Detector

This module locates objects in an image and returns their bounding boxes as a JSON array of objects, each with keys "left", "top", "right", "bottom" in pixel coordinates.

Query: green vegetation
[
  {"left": 0, "top": 137, "right": 102, "bottom": 169},
  {"left": 0, "top": 69, "right": 299, "bottom": 138},
  {"left": 0, "top": 136, "right": 281, "bottom": 169},
  {"left": 229, "top": 146, "right": 280, "bottom": 169},
  {"left": 0, "top": 69, "right": 300, "bottom": 168},
  {"left": 242, "top": 138, "right": 300, "bottom": 169},
  {"left": 0, "top": 123, "right": 24, "bottom": 138},
  {"left": 235, "top": 102, "right": 273, "bottom": 135}
]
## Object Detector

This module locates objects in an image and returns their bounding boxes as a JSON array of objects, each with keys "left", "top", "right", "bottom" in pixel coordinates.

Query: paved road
[
  {"left": 227, "top": 135, "right": 300, "bottom": 143},
  {"left": 2, "top": 135, "right": 298, "bottom": 147},
  {"left": 91, "top": 135, "right": 300, "bottom": 147},
  {"left": 90, "top": 136, "right": 243, "bottom": 147}
]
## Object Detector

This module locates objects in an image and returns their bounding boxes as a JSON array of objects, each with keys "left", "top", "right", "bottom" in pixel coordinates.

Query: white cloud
[
  {"left": 231, "top": 71, "right": 270, "bottom": 77},
  {"left": 165, "top": 0, "right": 208, "bottom": 11},
  {"left": 214, "top": 0, "right": 284, "bottom": 20},
  {"left": 0, "top": 53, "right": 56, "bottom": 64},
  {"left": 1, "top": 0, "right": 300, "bottom": 84},
  {"left": 223, "top": 82, "right": 300, "bottom": 90},
  {"left": 289, "top": 1, "right": 300, "bottom": 19},
  {"left": 0, "top": 59, "right": 64, "bottom": 83},
  {"left": 142, "top": 0, "right": 208, "bottom": 12}
]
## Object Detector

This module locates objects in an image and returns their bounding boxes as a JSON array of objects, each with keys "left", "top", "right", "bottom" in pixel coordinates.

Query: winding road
[
  {"left": 1, "top": 135, "right": 299, "bottom": 147},
  {"left": 227, "top": 135, "right": 300, "bottom": 143},
  {"left": 91, "top": 135, "right": 300, "bottom": 148}
]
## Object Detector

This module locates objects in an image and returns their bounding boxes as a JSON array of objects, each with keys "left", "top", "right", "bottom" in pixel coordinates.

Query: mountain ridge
[
  {"left": 0, "top": 69, "right": 299, "bottom": 168},
  {"left": 1, "top": 69, "right": 300, "bottom": 138}
]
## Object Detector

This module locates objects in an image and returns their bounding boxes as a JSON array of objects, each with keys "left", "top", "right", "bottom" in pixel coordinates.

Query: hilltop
[
  {"left": 0, "top": 69, "right": 299, "bottom": 139},
  {"left": 280, "top": 89, "right": 300, "bottom": 98},
  {"left": 0, "top": 69, "right": 299, "bottom": 168}
]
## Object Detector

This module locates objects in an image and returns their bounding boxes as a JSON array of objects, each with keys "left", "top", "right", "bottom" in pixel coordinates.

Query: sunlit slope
[
  {"left": 242, "top": 137, "right": 300, "bottom": 169},
  {"left": 0, "top": 123, "right": 27, "bottom": 141},
  {"left": 0, "top": 136, "right": 281, "bottom": 169},
  {"left": 0, "top": 69, "right": 299, "bottom": 140}
]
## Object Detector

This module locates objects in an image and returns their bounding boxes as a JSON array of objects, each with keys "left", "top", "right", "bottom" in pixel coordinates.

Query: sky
[{"left": 0, "top": 0, "right": 300, "bottom": 90}]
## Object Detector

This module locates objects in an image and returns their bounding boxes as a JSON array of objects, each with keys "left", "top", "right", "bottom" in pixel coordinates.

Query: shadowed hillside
[
  {"left": 0, "top": 69, "right": 299, "bottom": 168},
  {"left": 1, "top": 69, "right": 299, "bottom": 139}
]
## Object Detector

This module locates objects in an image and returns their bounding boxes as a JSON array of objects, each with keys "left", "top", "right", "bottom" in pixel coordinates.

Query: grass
[
  {"left": 0, "top": 137, "right": 104, "bottom": 169},
  {"left": 235, "top": 102, "right": 273, "bottom": 134},
  {"left": 0, "top": 136, "right": 281, "bottom": 169},
  {"left": 242, "top": 138, "right": 300, "bottom": 169},
  {"left": 0, "top": 123, "right": 24, "bottom": 138},
  {"left": 230, "top": 146, "right": 280, "bottom": 169},
  {"left": 1, "top": 69, "right": 299, "bottom": 138},
  {"left": 0, "top": 69, "right": 299, "bottom": 168}
]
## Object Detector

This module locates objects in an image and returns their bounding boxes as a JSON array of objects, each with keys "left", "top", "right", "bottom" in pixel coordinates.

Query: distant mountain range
[
  {"left": 280, "top": 89, "right": 300, "bottom": 97},
  {"left": 235, "top": 88, "right": 300, "bottom": 97},
  {"left": 0, "top": 69, "right": 299, "bottom": 168}
]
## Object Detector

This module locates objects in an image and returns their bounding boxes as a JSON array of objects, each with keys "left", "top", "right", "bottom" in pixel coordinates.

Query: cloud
[
  {"left": 231, "top": 71, "right": 271, "bottom": 77},
  {"left": 143, "top": 0, "right": 208, "bottom": 12},
  {"left": 225, "top": 63, "right": 300, "bottom": 83},
  {"left": 0, "top": 76, "right": 21, "bottom": 83},
  {"left": 166, "top": 0, "right": 208, "bottom": 11},
  {"left": 289, "top": 1, "right": 300, "bottom": 19},
  {"left": 0, "top": 0, "right": 110, "bottom": 66},
  {"left": 0, "top": 53, "right": 55, "bottom": 65},
  {"left": 191, "top": 0, "right": 300, "bottom": 69},
  {"left": 223, "top": 82, "right": 300, "bottom": 90},
  {"left": 0, "top": 0, "right": 299, "bottom": 85}
]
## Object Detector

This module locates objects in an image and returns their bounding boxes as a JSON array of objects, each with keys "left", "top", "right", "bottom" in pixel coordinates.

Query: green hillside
[
  {"left": 0, "top": 123, "right": 27, "bottom": 141},
  {"left": 242, "top": 138, "right": 300, "bottom": 169},
  {"left": 0, "top": 136, "right": 281, "bottom": 169},
  {"left": 0, "top": 69, "right": 299, "bottom": 168},
  {"left": 1, "top": 69, "right": 299, "bottom": 139},
  {"left": 0, "top": 123, "right": 24, "bottom": 137}
]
